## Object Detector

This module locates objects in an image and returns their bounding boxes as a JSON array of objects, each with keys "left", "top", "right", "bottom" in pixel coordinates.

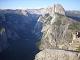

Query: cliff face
[
  {"left": 54, "top": 4, "right": 65, "bottom": 15},
  {"left": 0, "top": 14, "right": 8, "bottom": 52},
  {"left": 0, "top": 28, "right": 8, "bottom": 52},
  {"left": 35, "top": 4, "right": 80, "bottom": 51},
  {"left": 42, "top": 4, "right": 65, "bottom": 16},
  {"left": 0, "top": 9, "right": 41, "bottom": 52},
  {"left": 34, "top": 4, "right": 80, "bottom": 60}
]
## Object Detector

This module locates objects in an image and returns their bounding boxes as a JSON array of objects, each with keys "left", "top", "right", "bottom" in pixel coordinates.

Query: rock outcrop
[
  {"left": 45, "top": 4, "right": 65, "bottom": 15},
  {"left": 35, "top": 49, "right": 80, "bottom": 60},
  {"left": 34, "top": 4, "right": 80, "bottom": 60},
  {"left": 54, "top": 4, "right": 65, "bottom": 15},
  {"left": 36, "top": 13, "right": 74, "bottom": 50},
  {"left": 35, "top": 4, "right": 80, "bottom": 51}
]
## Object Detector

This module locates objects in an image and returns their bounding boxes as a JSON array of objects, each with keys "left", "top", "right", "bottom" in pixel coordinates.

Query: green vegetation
[
  {"left": 0, "top": 27, "right": 2, "bottom": 32},
  {"left": 36, "top": 40, "right": 41, "bottom": 48},
  {"left": 68, "top": 22, "right": 80, "bottom": 31},
  {"left": 54, "top": 19, "right": 62, "bottom": 26},
  {"left": 76, "top": 46, "right": 80, "bottom": 52},
  {"left": 0, "top": 27, "right": 5, "bottom": 35},
  {"left": 66, "top": 32, "right": 73, "bottom": 43},
  {"left": 54, "top": 13, "right": 68, "bottom": 26},
  {"left": 54, "top": 14, "right": 62, "bottom": 26}
]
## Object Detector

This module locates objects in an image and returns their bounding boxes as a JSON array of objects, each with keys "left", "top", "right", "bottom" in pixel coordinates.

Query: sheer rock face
[
  {"left": 54, "top": 4, "right": 65, "bottom": 15},
  {"left": 45, "top": 4, "right": 65, "bottom": 15},
  {"left": 35, "top": 4, "right": 65, "bottom": 16},
  {"left": 0, "top": 9, "right": 41, "bottom": 52},
  {"left": 35, "top": 49, "right": 80, "bottom": 60}
]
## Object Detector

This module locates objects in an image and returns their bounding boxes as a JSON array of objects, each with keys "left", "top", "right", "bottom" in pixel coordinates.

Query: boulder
[{"left": 35, "top": 49, "right": 80, "bottom": 60}]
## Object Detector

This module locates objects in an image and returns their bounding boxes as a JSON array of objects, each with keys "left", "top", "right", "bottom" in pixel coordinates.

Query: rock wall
[
  {"left": 54, "top": 4, "right": 65, "bottom": 15},
  {"left": 0, "top": 14, "right": 8, "bottom": 52},
  {"left": 34, "top": 4, "right": 80, "bottom": 60},
  {"left": 45, "top": 4, "right": 65, "bottom": 16}
]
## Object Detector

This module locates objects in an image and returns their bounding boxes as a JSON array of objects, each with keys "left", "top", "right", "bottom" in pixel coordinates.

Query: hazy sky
[{"left": 0, "top": 0, "right": 80, "bottom": 10}]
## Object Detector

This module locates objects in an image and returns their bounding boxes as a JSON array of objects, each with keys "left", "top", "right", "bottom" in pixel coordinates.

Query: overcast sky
[{"left": 0, "top": 0, "right": 80, "bottom": 10}]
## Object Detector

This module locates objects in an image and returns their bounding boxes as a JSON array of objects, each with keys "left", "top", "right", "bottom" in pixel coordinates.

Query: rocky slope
[
  {"left": 34, "top": 4, "right": 80, "bottom": 60},
  {"left": 36, "top": 13, "right": 80, "bottom": 51},
  {"left": 34, "top": 4, "right": 80, "bottom": 50}
]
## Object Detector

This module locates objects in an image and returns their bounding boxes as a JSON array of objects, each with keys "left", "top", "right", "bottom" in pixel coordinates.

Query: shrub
[
  {"left": 76, "top": 46, "right": 80, "bottom": 52},
  {"left": 68, "top": 22, "right": 80, "bottom": 31}
]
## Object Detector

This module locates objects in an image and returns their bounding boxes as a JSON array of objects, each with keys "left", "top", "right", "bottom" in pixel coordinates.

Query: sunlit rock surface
[
  {"left": 45, "top": 4, "right": 65, "bottom": 15},
  {"left": 34, "top": 4, "right": 80, "bottom": 51},
  {"left": 35, "top": 49, "right": 80, "bottom": 60},
  {"left": 34, "top": 4, "right": 80, "bottom": 60}
]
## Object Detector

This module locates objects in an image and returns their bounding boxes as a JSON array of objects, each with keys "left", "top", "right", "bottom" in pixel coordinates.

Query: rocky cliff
[
  {"left": 36, "top": 13, "right": 80, "bottom": 51},
  {"left": 46, "top": 4, "right": 65, "bottom": 15},
  {"left": 0, "top": 9, "right": 41, "bottom": 52},
  {"left": 0, "top": 14, "right": 8, "bottom": 52},
  {"left": 34, "top": 4, "right": 80, "bottom": 60}
]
